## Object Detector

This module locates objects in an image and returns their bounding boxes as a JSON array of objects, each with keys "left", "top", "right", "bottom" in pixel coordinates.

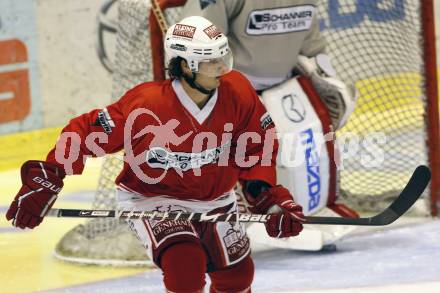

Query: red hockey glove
[
  {"left": 6, "top": 160, "right": 65, "bottom": 229},
  {"left": 246, "top": 184, "right": 305, "bottom": 238}
]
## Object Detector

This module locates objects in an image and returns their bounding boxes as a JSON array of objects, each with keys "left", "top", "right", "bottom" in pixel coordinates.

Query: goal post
[
  {"left": 53, "top": 0, "right": 439, "bottom": 266},
  {"left": 150, "top": 0, "right": 186, "bottom": 80},
  {"left": 422, "top": 0, "right": 439, "bottom": 216}
]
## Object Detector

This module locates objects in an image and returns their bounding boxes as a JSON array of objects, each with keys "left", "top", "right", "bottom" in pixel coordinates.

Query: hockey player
[
  {"left": 6, "top": 16, "right": 305, "bottom": 293},
  {"left": 182, "top": 0, "right": 360, "bottom": 249}
]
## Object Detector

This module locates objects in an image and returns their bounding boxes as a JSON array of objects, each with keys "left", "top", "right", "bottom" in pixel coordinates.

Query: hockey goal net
[{"left": 54, "top": 0, "right": 439, "bottom": 266}]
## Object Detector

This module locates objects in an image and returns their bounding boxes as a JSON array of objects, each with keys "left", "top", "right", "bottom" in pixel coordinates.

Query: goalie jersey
[
  {"left": 182, "top": 0, "right": 326, "bottom": 90},
  {"left": 46, "top": 71, "right": 278, "bottom": 201}
]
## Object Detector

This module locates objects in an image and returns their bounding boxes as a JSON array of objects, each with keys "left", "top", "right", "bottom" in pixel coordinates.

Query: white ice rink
[{"left": 40, "top": 219, "right": 440, "bottom": 293}]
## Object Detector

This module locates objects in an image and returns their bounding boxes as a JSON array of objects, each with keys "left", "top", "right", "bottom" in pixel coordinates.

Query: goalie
[{"left": 182, "top": 0, "right": 360, "bottom": 250}]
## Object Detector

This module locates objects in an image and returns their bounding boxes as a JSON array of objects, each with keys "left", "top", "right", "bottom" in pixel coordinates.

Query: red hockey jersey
[{"left": 46, "top": 70, "right": 278, "bottom": 201}]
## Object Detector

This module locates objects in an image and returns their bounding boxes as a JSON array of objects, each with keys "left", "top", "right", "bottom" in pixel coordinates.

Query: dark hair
[{"left": 167, "top": 56, "right": 185, "bottom": 79}]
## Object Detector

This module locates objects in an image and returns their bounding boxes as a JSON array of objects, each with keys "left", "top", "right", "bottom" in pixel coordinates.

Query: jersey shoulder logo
[
  {"left": 93, "top": 108, "right": 115, "bottom": 134},
  {"left": 246, "top": 5, "right": 315, "bottom": 36},
  {"left": 260, "top": 112, "right": 274, "bottom": 130}
]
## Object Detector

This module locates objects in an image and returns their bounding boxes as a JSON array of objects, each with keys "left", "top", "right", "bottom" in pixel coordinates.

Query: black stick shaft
[
  {"left": 47, "top": 209, "right": 271, "bottom": 223},
  {"left": 47, "top": 166, "right": 431, "bottom": 226}
]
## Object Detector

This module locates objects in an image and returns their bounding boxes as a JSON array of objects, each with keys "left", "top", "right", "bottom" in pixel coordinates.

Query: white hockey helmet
[{"left": 164, "top": 16, "right": 233, "bottom": 77}]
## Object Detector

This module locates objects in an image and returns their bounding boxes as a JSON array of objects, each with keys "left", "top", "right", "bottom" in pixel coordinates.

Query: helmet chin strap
[{"left": 183, "top": 72, "right": 215, "bottom": 95}]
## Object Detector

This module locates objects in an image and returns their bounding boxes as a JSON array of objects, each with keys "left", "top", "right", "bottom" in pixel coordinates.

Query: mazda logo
[{"left": 282, "top": 94, "right": 306, "bottom": 122}]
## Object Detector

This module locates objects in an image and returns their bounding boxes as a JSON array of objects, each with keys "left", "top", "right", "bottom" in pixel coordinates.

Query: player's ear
[
  {"left": 180, "top": 59, "right": 192, "bottom": 76},
  {"left": 167, "top": 57, "right": 187, "bottom": 79}
]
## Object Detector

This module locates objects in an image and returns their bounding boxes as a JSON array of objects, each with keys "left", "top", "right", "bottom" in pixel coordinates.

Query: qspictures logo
[
  {"left": 54, "top": 107, "right": 387, "bottom": 184},
  {"left": 246, "top": 5, "right": 315, "bottom": 35}
]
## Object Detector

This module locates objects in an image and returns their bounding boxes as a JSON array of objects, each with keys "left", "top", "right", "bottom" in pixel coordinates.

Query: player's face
[
  {"left": 194, "top": 72, "right": 221, "bottom": 90},
  {"left": 197, "top": 52, "right": 233, "bottom": 78},
  {"left": 192, "top": 53, "right": 233, "bottom": 90},
  {"left": 181, "top": 60, "right": 227, "bottom": 91}
]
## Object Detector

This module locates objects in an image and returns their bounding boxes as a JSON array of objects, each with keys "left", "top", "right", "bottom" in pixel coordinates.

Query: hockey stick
[{"left": 47, "top": 165, "right": 431, "bottom": 226}]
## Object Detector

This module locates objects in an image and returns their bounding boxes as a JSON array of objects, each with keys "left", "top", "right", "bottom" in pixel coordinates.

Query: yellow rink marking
[
  {"left": 0, "top": 159, "right": 148, "bottom": 293},
  {"left": 0, "top": 218, "right": 146, "bottom": 293},
  {"left": 354, "top": 72, "right": 423, "bottom": 113},
  {"left": 340, "top": 72, "right": 426, "bottom": 135},
  {"left": 0, "top": 127, "right": 62, "bottom": 172}
]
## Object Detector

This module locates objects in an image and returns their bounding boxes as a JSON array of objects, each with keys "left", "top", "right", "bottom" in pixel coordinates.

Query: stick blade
[{"left": 371, "top": 165, "right": 431, "bottom": 225}]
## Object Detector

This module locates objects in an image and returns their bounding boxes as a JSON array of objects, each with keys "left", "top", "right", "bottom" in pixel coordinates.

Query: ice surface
[{"left": 43, "top": 220, "right": 440, "bottom": 293}]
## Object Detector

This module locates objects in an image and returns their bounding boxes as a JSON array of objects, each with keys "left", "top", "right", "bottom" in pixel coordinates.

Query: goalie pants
[{"left": 117, "top": 189, "right": 253, "bottom": 292}]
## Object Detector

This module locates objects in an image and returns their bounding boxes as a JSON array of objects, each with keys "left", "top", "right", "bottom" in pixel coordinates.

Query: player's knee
[
  {"left": 233, "top": 256, "right": 254, "bottom": 290},
  {"left": 210, "top": 255, "right": 254, "bottom": 293},
  {"left": 161, "top": 242, "right": 207, "bottom": 293}
]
